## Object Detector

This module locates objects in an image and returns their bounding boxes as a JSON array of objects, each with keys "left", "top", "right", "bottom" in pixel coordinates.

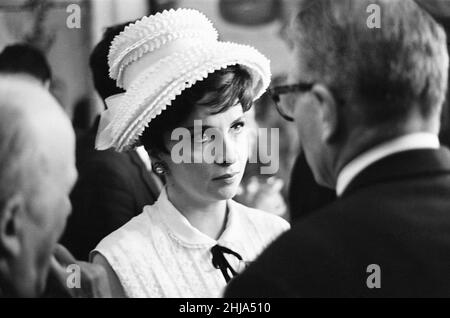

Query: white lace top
[{"left": 92, "top": 188, "right": 290, "bottom": 298}]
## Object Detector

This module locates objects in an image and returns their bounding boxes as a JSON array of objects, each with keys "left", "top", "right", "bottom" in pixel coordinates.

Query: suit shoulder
[
  {"left": 88, "top": 149, "right": 133, "bottom": 168},
  {"left": 79, "top": 150, "right": 137, "bottom": 181}
]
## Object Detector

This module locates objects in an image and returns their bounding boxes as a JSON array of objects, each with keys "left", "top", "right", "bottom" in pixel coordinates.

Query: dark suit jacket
[
  {"left": 61, "top": 118, "right": 162, "bottom": 260},
  {"left": 225, "top": 148, "right": 450, "bottom": 297}
]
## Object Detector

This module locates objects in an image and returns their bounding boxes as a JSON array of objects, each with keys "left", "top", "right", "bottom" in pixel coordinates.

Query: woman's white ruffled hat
[{"left": 95, "top": 8, "right": 271, "bottom": 151}]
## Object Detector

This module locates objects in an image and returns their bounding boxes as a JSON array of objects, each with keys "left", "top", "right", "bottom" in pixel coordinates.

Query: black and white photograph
[{"left": 0, "top": 0, "right": 450, "bottom": 305}]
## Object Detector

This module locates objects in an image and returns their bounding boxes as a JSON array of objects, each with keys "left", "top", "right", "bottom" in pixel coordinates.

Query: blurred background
[{"left": 0, "top": 0, "right": 300, "bottom": 219}]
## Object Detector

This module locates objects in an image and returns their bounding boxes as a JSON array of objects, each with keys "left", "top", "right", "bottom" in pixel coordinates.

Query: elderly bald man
[{"left": 0, "top": 76, "right": 110, "bottom": 297}]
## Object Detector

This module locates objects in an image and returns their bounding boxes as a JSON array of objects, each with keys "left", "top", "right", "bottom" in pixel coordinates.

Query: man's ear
[
  {"left": 0, "top": 194, "right": 25, "bottom": 257},
  {"left": 311, "top": 84, "right": 339, "bottom": 143}
]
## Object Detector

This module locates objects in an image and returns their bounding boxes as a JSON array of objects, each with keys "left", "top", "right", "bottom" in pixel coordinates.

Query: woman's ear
[
  {"left": 311, "top": 84, "right": 339, "bottom": 143},
  {"left": 0, "top": 194, "right": 25, "bottom": 257},
  {"left": 145, "top": 147, "right": 169, "bottom": 178}
]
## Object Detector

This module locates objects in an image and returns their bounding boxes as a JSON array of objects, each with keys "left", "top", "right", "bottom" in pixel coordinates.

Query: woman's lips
[{"left": 213, "top": 172, "right": 240, "bottom": 182}]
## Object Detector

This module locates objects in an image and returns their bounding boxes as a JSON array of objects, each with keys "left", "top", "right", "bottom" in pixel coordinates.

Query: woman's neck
[{"left": 166, "top": 186, "right": 228, "bottom": 240}]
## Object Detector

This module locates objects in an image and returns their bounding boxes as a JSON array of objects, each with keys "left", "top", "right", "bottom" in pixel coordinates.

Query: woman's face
[{"left": 161, "top": 103, "right": 249, "bottom": 204}]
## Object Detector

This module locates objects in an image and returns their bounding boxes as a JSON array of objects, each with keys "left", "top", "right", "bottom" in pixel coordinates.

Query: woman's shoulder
[
  {"left": 230, "top": 199, "right": 290, "bottom": 232},
  {"left": 93, "top": 206, "right": 157, "bottom": 255}
]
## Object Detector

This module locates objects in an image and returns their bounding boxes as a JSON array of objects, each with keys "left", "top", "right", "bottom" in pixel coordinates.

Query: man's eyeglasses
[{"left": 268, "top": 83, "right": 314, "bottom": 122}]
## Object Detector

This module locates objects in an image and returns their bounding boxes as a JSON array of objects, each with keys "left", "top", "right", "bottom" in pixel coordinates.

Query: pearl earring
[{"left": 153, "top": 162, "right": 167, "bottom": 175}]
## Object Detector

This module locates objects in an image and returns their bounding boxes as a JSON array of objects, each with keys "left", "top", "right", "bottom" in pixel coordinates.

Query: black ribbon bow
[{"left": 211, "top": 244, "right": 243, "bottom": 283}]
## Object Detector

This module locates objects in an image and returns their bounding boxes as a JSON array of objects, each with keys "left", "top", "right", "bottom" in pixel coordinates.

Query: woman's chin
[{"left": 210, "top": 183, "right": 239, "bottom": 200}]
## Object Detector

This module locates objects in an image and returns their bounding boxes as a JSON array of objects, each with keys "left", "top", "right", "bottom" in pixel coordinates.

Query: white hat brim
[{"left": 96, "top": 41, "right": 271, "bottom": 151}]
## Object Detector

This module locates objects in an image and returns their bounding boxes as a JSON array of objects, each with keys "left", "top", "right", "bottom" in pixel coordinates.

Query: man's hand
[{"left": 43, "top": 244, "right": 111, "bottom": 298}]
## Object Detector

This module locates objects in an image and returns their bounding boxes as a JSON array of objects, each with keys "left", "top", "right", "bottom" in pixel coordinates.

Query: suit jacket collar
[
  {"left": 342, "top": 147, "right": 450, "bottom": 197},
  {"left": 336, "top": 133, "right": 440, "bottom": 196}
]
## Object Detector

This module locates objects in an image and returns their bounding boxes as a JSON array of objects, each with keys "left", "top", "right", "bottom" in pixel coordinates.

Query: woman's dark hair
[{"left": 140, "top": 64, "right": 254, "bottom": 154}]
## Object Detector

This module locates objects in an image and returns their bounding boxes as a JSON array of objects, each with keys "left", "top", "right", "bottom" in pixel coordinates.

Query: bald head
[
  {"left": 0, "top": 76, "right": 75, "bottom": 203},
  {"left": 0, "top": 75, "right": 67, "bottom": 125},
  {"left": 0, "top": 76, "right": 77, "bottom": 297}
]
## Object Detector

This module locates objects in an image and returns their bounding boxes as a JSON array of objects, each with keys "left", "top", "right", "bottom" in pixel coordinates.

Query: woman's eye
[
  {"left": 201, "top": 133, "right": 212, "bottom": 143},
  {"left": 194, "top": 131, "right": 215, "bottom": 143},
  {"left": 231, "top": 121, "right": 245, "bottom": 133}
]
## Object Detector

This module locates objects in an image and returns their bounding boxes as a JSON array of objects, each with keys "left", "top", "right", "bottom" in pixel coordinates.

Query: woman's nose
[{"left": 215, "top": 136, "right": 238, "bottom": 166}]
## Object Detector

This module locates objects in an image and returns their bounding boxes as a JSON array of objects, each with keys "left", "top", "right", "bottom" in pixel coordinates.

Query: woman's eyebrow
[
  {"left": 230, "top": 116, "right": 246, "bottom": 126},
  {"left": 185, "top": 116, "right": 246, "bottom": 132},
  {"left": 186, "top": 124, "right": 214, "bottom": 133}
]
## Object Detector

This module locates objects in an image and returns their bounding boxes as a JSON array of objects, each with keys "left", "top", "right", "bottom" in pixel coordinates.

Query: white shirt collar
[
  {"left": 153, "top": 187, "right": 242, "bottom": 248},
  {"left": 336, "top": 132, "right": 440, "bottom": 196}
]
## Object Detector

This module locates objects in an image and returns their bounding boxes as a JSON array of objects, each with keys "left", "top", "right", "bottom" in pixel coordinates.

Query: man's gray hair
[{"left": 292, "top": 0, "right": 449, "bottom": 127}]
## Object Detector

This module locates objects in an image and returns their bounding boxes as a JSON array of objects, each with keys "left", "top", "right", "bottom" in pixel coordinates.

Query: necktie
[{"left": 211, "top": 244, "right": 243, "bottom": 283}]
